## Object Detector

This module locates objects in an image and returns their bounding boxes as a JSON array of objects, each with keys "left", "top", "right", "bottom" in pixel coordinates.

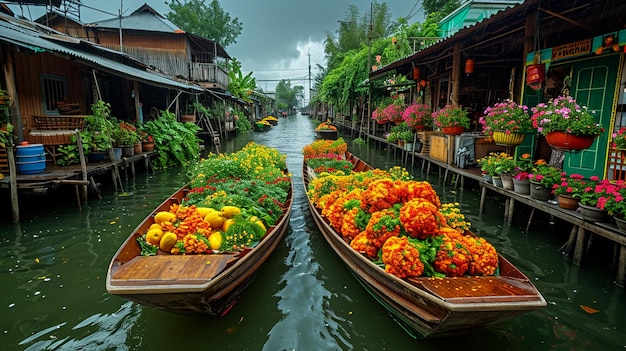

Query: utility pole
[
  {"left": 119, "top": 0, "right": 124, "bottom": 53},
  {"left": 367, "top": 2, "right": 372, "bottom": 136},
  {"left": 307, "top": 50, "right": 311, "bottom": 105}
]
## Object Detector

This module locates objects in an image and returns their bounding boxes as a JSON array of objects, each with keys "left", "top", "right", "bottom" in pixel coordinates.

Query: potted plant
[
  {"left": 402, "top": 103, "right": 432, "bottom": 130},
  {"left": 75, "top": 100, "right": 115, "bottom": 159},
  {"left": 552, "top": 173, "right": 588, "bottom": 209},
  {"left": 577, "top": 178, "right": 623, "bottom": 222},
  {"left": 477, "top": 152, "right": 499, "bottom": 181},
  {"left": 603, "top": 185, "right": 626, "bottom": 231},
  {"left": 479, "top": 99, "right": 531, "bottom": 146},
  {"left": 0, "top": 122, "right": 13, "bottom": 147},
  {"left": 432, "top": 105, "right": 470, "bottom": 135},
  {"left": 531, "top": 95, "right": 605, "bottom": 150},
  {"left": 511, "top": 153, "right": 534, "bottom": 194},
  {"left": 381, "top": 100, "right": 405, "bottom": 125},
  {"left": 527, "top": 160, "right": 561, "bottom": 200}
]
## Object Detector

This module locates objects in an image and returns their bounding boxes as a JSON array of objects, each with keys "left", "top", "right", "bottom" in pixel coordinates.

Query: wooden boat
[
  {"left": 315, "top": 129, "right": 338, "bottom": 140},
  {"left": 303, "top": 152, "right": 546, "bottom": 338},
  {"left": 106, "top": 183, "right": 292, "bottom": 316}
]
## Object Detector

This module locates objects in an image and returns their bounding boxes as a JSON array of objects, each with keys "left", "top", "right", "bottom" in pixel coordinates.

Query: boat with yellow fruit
[{"left": 105, "top": 143, "right": 292, "bottom": 316}]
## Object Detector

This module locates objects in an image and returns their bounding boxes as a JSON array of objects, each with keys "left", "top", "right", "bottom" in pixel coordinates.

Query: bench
[{"left": 28, "top": 115, "right": 86, "bottom": 163}]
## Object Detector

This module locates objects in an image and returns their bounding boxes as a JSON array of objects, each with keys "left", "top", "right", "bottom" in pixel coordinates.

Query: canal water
[{"left": 1, "top": 112, "right": 625, "bottom": 350}]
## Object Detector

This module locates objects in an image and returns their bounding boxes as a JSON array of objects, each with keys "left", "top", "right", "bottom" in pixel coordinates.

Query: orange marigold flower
[
  {"left": 341, "top": 207, "right": 363, "bottom": 241},
  {"left": 399, "top": 198, "right": 447, "bottom": 239},
  {"left": 350, "top": 232, "right": 379, "bottom": 258},
  {"left": 381, "top": 236, "right": 424, "bottom": 279},
  {"left": 365, "top": 208, "right": 402, "bottom": 248}
]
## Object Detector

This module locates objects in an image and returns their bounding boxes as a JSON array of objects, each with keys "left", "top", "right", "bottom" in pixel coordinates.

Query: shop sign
[{"left": 551, "top": 39, "right": 591, "bottom": 61}]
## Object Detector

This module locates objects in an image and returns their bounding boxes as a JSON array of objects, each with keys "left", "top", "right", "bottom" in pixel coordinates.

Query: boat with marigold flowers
[
  {"left": 106, "top": 143, "right": 292, "bottom": 316},
  {"left": 302, "top": 146, "right": 546, "bottom": 338},
  {"left": 315, "top": 121, "right": 338, "bottom": 140}
]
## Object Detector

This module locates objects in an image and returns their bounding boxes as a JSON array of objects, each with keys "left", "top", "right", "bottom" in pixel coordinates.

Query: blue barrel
[{"left": 16, "top": 144, "right": 46, "bottom": 174}]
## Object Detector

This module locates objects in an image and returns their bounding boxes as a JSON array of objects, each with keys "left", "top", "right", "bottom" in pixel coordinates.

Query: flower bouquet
[
  {"left": 402, "top": 103, "right": 432, "bottom": 130},
  {"left": 480, "top": 99, "right": 531, "bottom": 146}
]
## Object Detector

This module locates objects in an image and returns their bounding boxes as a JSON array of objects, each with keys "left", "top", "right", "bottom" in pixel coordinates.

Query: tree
[
  {"left": 228, "top": 58, "right": 256, "bottom": 102},
  {"left": 324, "top": 1, "right": 393, "bottom": 71},
  {"left": 422, "top": 0, "right": 460, "bottom": 16},
  {"left": 166, "top": 0, "right": 243, "bottom": 47},
  {"left": 275, "top": 80, "right": 304, "bottom": 109}
]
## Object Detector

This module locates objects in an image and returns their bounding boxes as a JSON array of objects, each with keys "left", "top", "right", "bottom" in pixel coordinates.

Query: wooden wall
[{"left": 14, "top": 52, "right": 88, "bottom": 137}]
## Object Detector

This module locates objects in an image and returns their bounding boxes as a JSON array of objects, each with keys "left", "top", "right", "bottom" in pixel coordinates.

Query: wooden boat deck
[{"left": 110, "top": 253, "right": 238, "bottom": 286}]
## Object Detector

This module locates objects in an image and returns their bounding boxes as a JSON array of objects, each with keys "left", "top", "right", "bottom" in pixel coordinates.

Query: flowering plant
[
  {"left": 381, "top": 101, "right": 405, "bottom": 123},
  {"left": 315, "top": 122, "right": 337, "bottom": 131},
  {"left": 611, "top": 127, "right": 626, "bottom": 149},
  {"left": 371, "top": 106, "right": 386, "bottom": 123},
  {"left": 479, "top": 99, "right": 531, "bottom": 135},
  {"left": 531, "top": 96, "right": 604, "bottom": 136},
  {"left": 112, "top": 120, "right": 140, "bottom": 146},
  {"left": 552, "top": 173, "right": 588, "bottom": 199},
  {"left": 432, "top": 105, "right": 470, "bottom": 129},
  {"left": 477, "top": 152, "right": 506, "bottom": 176},
  {"left": 579, "top": 178, "right": 625, "bottom": 209},
  {"left": 528, "top": 160, "right": 562, "bottom": 188},
  {"left": 402, "top": 103, "right": 432, "bottom": 128},
  {"left": 603, "top": 184, "right": 626, "bottom": 218}
]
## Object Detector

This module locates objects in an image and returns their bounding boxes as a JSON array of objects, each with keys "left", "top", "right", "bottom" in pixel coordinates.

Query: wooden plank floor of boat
[
  {"left": 110, "top": 254, "right": 238, "bottom": 286},
  {"left": 408, "top": 276, "right": 543, "bottom": 304}
]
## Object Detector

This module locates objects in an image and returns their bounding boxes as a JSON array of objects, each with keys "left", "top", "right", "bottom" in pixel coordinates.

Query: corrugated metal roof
[
  {"left": 0, "top": 13, "right": 203, "bottom": 92},
  {"left": 90, "top": 11, "right": 180, "bottom": 33}
]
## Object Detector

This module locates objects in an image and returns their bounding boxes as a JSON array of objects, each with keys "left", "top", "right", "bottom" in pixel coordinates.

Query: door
[{"left": 563, "top": 54, "right": 621, "bottom": 178}]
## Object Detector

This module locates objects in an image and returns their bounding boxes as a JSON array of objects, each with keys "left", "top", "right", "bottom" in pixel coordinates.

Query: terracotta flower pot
[
  {"left": 557, "top": 194, "right": 579, "bottom": 210},
  {"left": 442, "top": 126, "right": 465, "bottom": 135},
  {"left": 545, "top": 131, "right": 595, "bottom": 151}
]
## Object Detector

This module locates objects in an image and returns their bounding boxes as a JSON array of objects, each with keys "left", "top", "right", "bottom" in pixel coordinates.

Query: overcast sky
[{"left": 8, "top": 0, "right": 424, "bottom": 103}]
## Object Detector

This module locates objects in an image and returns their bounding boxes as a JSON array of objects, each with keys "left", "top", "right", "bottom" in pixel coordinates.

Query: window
[{"left": 40, "top": 74, "right": 67, "bottom": 114}]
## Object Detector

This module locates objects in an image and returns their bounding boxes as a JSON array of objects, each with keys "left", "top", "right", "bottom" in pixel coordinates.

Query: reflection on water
[{"left": 1, "top": 113, "right": 625, "bottom": 350}]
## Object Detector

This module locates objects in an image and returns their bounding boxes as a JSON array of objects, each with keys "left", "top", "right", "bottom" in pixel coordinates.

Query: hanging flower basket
[
  {"left": 492, "top": 131, "right": 525, "bottom": 146},
  {"left": 545, "top": 131, "right": 595, "bottom": 151},
  {"left": 442, "top": 126, "right": 465, "bottom": 135}
]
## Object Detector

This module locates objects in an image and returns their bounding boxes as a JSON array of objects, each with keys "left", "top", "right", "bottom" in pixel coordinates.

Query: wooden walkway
[
  {"left": 333, "top": 120, "right": 626, "bottom": 287},
  {"left": 1, "top": 146, "right": 156, "bottom": 221}
]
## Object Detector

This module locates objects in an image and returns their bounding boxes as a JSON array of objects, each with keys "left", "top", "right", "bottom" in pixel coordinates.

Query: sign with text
[{"left": 551, "top": 39, "right": 592, "bottom": 61}]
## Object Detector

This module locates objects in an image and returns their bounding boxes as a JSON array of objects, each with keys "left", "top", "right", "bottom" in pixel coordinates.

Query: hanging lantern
[
  {"left": 412, "top": 67, "right": 421, "bottom": 80},
  {"left": 526, "top": 63, "right": 545, "bottom": 91},
  {"left": 464, "top": 59, "right": 475, "bottom": 74}
]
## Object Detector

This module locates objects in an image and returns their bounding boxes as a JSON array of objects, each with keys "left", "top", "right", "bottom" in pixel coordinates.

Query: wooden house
[
  {"left": 370, "top": 0, "right": 626, "bottom": 180},
  {"left": 0, "top": 11, "right": 202, "bottom": 163},
  {"left": 37, "top": 3, "right": 253, "bottom": 140}
]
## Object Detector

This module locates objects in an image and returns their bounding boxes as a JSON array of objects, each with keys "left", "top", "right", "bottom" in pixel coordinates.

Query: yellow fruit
[
  {"left": 159, "top": 232, "right": 178, "bottom": 252},
  {"left": 249, "top": 216, "right": 267, "bottom": 233},
  {"left": 208, "top": 232, "right": 223, "bottom": 250},
  {"left": 149, "top": 223, "right": 162, "bottom": 230},
  {"left": 204, "top": 211, "right": 226, "bottom": 229},
  {"left": 145, "top": 228, "right": 164, "bottom": 246},
  {"left": 221, "top": 206, "right": 241, "bottom": 219},
  {"left": 154, "top": 211, "right": 176, "bottom": 224},
  {"left": 196, "top": 207, "right": 216, "bottom": 218},
  {"left": 221, "top": 218, "right": 235, "bottom": 232}
]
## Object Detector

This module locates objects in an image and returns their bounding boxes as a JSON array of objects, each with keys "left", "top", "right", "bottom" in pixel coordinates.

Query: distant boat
[{"left": 303, "top": 152, "right": 546, "bottom": 338}]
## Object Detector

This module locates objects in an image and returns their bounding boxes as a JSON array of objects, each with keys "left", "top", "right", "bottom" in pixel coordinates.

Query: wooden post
[
  {"left": 451, "top": 43, "right": 461, "bottom": 106},
  {"left": 75, "top": 130, "right": 88, "bottom": 202},
  {"left": 7, "top": 145, "right": 19, "bottom": 221},
  {"left": 573, "top": 225, "right": 587, "bottom": 265},
  {"left": 616, "top": 245, "right": 626, "bottom": 286}
]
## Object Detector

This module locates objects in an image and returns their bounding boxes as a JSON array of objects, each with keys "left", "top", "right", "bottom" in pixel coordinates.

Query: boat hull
[
  {"left": 303, "top": 154, "right": 545, "bottom": 338},
  {"left": 106, "top": 184, "right": 292, "bottom": 316}
]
